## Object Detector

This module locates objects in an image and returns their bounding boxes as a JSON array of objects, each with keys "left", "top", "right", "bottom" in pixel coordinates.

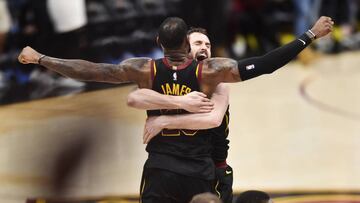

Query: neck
[{"left": 163, "top": 49, "right": 189, "bottom": 65}]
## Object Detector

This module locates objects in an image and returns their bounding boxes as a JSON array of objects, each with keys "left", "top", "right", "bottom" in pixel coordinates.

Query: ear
[
  {"left": 156, "top": 36, "right": 165, "bottom": 49},
  {"left": 156, "top": 36, "right": 160, "bottom": 47},
  {"left": 186, "top": 37, "right": 190, "bottom": 53}
]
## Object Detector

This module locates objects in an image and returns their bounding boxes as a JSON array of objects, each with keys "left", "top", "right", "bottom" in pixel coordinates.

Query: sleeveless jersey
[{"left": 145, "top": 58, "right": 214, "bottom": 180}]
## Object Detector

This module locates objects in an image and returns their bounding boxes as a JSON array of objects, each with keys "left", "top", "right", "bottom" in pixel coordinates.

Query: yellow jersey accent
[
  {"left": 140, "top": 178, "right": 146, "bottom": 203},
  {"left": 181, "top": 129, "right": 198, "bottom": 136},
  {"left": 196, "top": 64, "right": 199, "bottom": 78},
  {"left": 153, "top": 62, "right": 157, "bottom": 77},
  {"left": 161, "top": 130, "right": 181, "bottom": 136}
]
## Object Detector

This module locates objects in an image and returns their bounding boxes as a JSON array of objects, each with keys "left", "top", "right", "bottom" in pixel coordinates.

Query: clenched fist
[
  {"left": 310, "top": 16, "right": 335, "bottom": 39},
  {"left": 18, "top": 46, "right": 42, "bottom": 64}
]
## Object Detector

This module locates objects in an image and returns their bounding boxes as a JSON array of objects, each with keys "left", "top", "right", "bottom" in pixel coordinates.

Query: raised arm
[
  {"left": 127, "top": 88, "right": 214, "bottom": 113},
  {"left": 143, "top": 83, "right": 229, "bottom": 144},
  {"left": 202, "top": 16, "right": 334, "bottom": 85},
  {"left": 18, "top": 46, "right": 152, "bottom": 87}
]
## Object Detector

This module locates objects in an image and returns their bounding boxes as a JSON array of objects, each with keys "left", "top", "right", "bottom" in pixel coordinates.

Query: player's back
[{"left": 145, "top": 58, "right": 214, "bottom": 180}]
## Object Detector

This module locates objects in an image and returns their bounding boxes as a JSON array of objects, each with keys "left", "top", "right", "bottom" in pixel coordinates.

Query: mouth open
[{"left": 196, "top": 53, "right": 207, "bottom": 61}]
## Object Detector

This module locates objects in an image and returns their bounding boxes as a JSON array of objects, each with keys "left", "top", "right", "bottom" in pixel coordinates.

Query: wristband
[
  {"left": 38, "top": 54, "right": 46, "bottom": 64},
  {"left": 305, "top": 30, "right": 316, "bottom": 41}
]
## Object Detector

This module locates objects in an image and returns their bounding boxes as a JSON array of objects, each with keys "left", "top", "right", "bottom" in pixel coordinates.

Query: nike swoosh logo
[
  {"left": 298, "top": 39, "right": 306, "bottom": 45},
  {"left": 225, "top": 170, "right": 232, "bottom": 175}
]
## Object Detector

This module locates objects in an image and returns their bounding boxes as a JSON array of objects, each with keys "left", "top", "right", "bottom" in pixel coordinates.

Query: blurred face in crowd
[{"left": 188, "top": 32, "right": 211, "bottom": 61}]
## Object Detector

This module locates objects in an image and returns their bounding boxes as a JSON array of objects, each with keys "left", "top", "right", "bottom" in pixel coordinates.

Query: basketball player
[
  {"left": 18, "top": 16, "right": 333, "bottom": 203},
  {"left": 127, "top": 27, "right": 233, "bottom": 203}
]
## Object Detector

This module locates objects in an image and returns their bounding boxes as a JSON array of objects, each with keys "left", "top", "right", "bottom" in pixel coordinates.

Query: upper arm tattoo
[
  {"left": 40, "top": 56, "right": 151, "bottom": 84},
  {"left": 204, "top": 58, "right": 241, "bottom": 83},
  {"left": 111, "top": 58, "right": 151, "bottom": 83}
]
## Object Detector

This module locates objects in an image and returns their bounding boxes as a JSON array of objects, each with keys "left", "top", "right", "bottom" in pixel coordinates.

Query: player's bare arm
[
  {"left": 143, "top": 83, "right": 229, "bottom": 144},
  {"left": 201, "top": 16, "right": 334, "bottom": 91},
  {"left": 18, "top": 46, "right": 152, "bottom": 87},
  {"left": 127, "top": 89, "right": 214, "bottom": 113}
]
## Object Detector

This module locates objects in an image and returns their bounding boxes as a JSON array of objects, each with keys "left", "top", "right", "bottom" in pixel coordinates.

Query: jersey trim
[
  {"left": 196, "top": 62, "right": 203, "bottom": 83},
  {"left": 150, "top": 60, "right": 156, "bottom": 81},
  {"left": 162, "top": 58, "right": 194, "bottom": 70},
  {"left": 215, "top": 160, "right": 228, "bottom": 168},
  {"left": 150, "top": 60, "right": 156, "bottom": 88}
]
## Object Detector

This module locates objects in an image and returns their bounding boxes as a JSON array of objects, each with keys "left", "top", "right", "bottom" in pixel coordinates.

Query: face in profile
[{"left": 188, "top": 32, "right": 211, "bottom": 61}]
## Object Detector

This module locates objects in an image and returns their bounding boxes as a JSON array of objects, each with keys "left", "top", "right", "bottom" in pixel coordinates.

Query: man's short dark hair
[
  {"left": 236, "top": 190, "right": 271, "bottom": 203},
  {"left": 158, "top": 17, "right": 188, "bottom": 50},
  {"left": 187, "top": 27, "right": 208, "bottom": 36}
]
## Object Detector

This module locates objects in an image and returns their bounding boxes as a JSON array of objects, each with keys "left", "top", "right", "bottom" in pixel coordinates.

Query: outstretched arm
[
  {"left": 202, "top": 16, "right": 334, "bottom": 84},
  {"left": 18, "top": 46, "right": 152, "bottom": 86},
  {"left": 143, "top": 83, "right": 229, "bottom": 143},
  {"left": 127, "top": 88, "right": 214, "bottom": 113}
]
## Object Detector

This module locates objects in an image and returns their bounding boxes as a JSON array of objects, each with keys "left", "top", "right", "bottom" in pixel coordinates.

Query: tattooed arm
[{"left": 18, "top": 46, "right": 152, "bottom": 87}]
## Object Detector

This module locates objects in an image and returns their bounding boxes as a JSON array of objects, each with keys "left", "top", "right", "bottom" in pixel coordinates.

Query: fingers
[
  {"left": 326, "top": 24, "right": 333, "bottom": 31},
  {"left": 199, "top": 106, "right": 214, "bottom": 112},
  {"left": 144, "top": 131, "right": 155, "bottom": 144},
  {"left": 199, "top": 109, "right": 212, "bottom": 113},
  {"left": 321, "top": 16, "right": 334, "bottom": 25},
  {"left": 190, "top": 91, "right": 207, "bottom": 98},
  {"left": 18, "top": 55, "right": 23, "bottom": 63},
  {"left": 18, "top": 56, "right": 26, "bottom": 64},
  {"left": 201, "top": 97, "right": 211, "bottom": 102},
  {"left": 143, "top": 122, "right": 158, "bottom": 144},
  {"left": 197, "top": 92, "right": 207, "bottom": 98}
]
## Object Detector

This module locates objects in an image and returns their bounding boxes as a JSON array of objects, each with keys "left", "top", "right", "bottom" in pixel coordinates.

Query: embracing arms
[
  {"left": 142, "top": 83, "right": 229, "bottom": 143},
  {"left": 127, "top": 88, "right": 214, "bottom": 113}
]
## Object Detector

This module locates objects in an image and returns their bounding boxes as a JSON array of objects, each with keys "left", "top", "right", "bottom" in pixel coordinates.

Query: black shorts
[
  {"left": 140, "top": 167, "right": 215, "bottom": 203},
  {"left": 215, "top": 165, "right": 233, "bottom": 203}
]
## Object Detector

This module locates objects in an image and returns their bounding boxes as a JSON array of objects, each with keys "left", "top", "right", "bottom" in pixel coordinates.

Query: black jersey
[
  {"left": 210, "top": 106, "right": 230, "bottom": 164},
  {"left": 145, "top": 58, "right": 215, "bottom": 180}
]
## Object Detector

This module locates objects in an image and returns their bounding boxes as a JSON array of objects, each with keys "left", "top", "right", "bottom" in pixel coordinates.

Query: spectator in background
[
  {"left": 0, "top": 0, "right": 11, "bottom": 54},
  {"left": 42, "top": 0, "right": 87, "bottom": 90},
  {"left": 292, "top": 0, "right": 320, "bottom": 64},
  {"left": 292, "top": 0, "right": 318, "bottom": 37},
  {"left": 228, "top": 0, "right": 282, "bottom": 58},
  {"left": 47, "top": 0, "right": 87, "bottom": 58},
  {"left": 0, "top": 0, "right": 11, "bottom": 100},
  {"left": 180, "top": 0, "right": 231, "bottom": 57},
  {"left": 236, "top": 190, "right": 273, "bottom": 203},
  {"left": 318, "top": 0, "right": 358, "bottom": 52},
  {"left": 190, "top": 192, "right": 223, "bottom": 203}
]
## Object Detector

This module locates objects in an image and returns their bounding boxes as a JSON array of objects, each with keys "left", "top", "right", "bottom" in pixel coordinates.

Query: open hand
[
  {"left": 143, "top": 116, "right": 164, "bottom": 144},
  {"left": 180, "top": 91, "right": 214, "bottom": 113}
]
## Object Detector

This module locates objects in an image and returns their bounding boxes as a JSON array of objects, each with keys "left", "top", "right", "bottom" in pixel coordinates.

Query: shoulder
[
  {"left": 202, "top": 57, "right": 237, "bottom": 72},
  {"left": 120, "top": 57, "right": 152, "bottom": 69}
]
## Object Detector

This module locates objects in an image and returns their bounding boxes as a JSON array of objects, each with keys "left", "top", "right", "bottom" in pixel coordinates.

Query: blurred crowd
[{"left": 0, "top": 0, "right": 359, "bottom": 104}]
